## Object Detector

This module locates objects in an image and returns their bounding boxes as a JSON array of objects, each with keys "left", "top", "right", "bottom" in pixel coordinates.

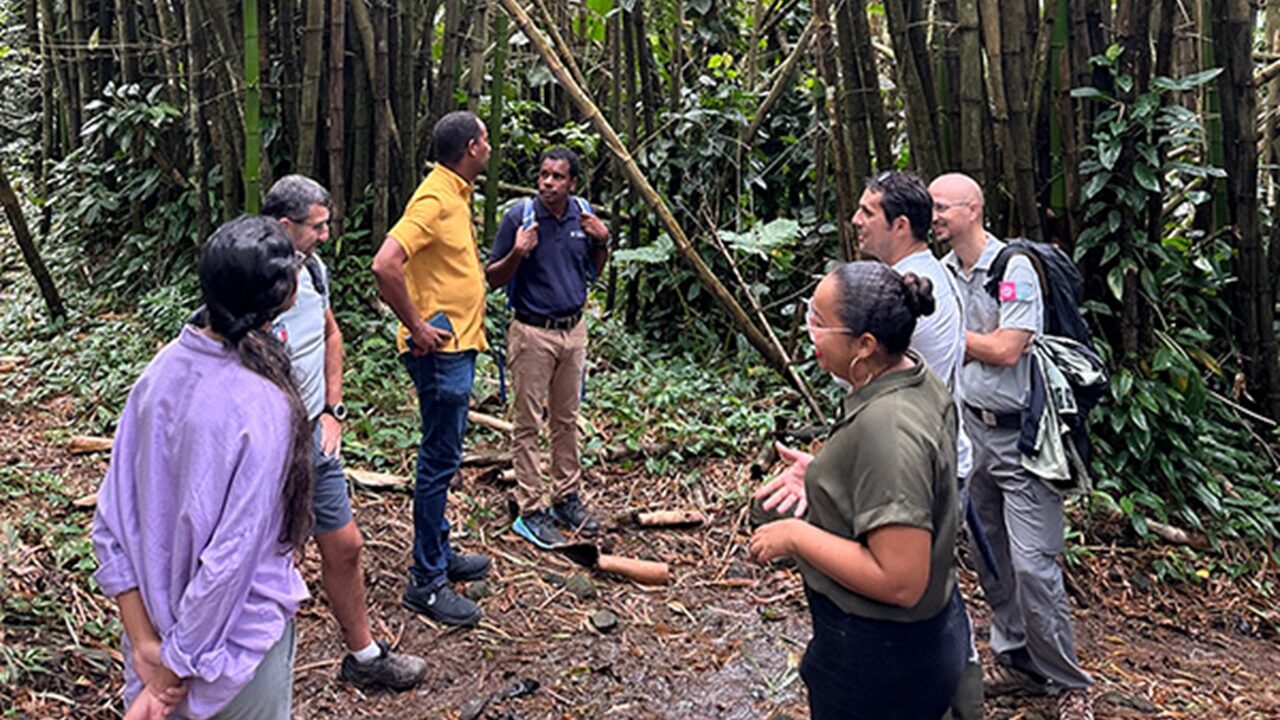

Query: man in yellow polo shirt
[{"left": 372, "top": 110, "right": 492, "bottom": 627}]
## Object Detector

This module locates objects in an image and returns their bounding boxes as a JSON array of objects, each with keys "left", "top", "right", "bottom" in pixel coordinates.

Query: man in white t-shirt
[
  {"left": 852, "top": 171, "right": 971, "bottom": 481},
  {"left": 851, "top": 170, "right": 980, "bottom": 720}
]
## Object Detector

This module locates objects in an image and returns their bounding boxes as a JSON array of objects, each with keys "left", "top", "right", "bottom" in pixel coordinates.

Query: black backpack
[
  {"left": 984, "top": 239, "right": 1090, "bottom": 345},
  {"left": 984, "top": 238, "right": 1108, "bottom": 474}
]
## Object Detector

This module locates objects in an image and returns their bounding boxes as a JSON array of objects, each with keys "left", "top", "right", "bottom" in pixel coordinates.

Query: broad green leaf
[
  {"left": 1107, "top": 265, "right": 1126, "bottom": 302},
  {"left": 1133, "top": 163, "right": 1160, "bottom": 193}
]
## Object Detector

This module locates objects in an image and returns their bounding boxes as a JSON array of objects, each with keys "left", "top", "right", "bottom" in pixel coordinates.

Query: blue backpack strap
[{"left": 573, "top": 196, "right": 599, "bottom": 282}]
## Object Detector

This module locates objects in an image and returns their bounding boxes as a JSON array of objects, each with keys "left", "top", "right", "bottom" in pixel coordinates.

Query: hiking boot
[
  {"left": 512, "top": 509, "right": 567, "bottom": 549},
  {"left": 447, "top": 552, "right": 492, "bottom": 582},
  {"left": 550, "top": 493, "right": 600, "bottom": 535},
  {"left": 337, "top": 640, "right": 427, "bottom": 691},
  {"left": 1056, "top": 688, "right": 1094, "bottom": 720},
  {"left": 983, "top": 662, "right": 1046, "bottom": 696},
  {"left": 402, "top": 580, "right": 481, "bottom": 627}
]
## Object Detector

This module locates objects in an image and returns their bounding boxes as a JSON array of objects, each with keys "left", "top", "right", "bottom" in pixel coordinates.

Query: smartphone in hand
[{"left": 408, "top": 311, "right": 454, "bottom": 351}]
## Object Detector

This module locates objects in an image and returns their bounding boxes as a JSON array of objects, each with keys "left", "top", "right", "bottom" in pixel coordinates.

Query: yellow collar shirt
[{"left": 388, "top": 165, "right": 489, "bottom": 354}]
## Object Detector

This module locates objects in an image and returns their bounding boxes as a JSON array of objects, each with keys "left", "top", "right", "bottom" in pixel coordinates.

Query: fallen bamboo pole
[{"left": 498, "top": 0, "right": 825, "bottom": 420}]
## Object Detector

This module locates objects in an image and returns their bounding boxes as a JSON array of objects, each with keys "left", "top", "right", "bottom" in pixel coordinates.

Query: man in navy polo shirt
[{"left": 487, "top": 147, "right": 610, "bottom": 548}]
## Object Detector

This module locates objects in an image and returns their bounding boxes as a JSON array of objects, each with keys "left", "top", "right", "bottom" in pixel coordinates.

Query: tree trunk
[
  {"left": 373, "top": 0, "right": 391, "bottom": 243},
  {"left": 38, "top": 0, "right": 74, "bottom": 153},
  {"left": 834, "top": 5, "right": 872, "bottom": 200},
  {"left": 883, "top": 0, "right": 941, "bottom": 178},
  {"left": 432, "top": 0, "right": 464, "bottom": 124},
  {"left": 297, "top": 0, "right": 324, "bottom": 177},
  {"left": 632, "top": 0, "right": 658, "bottom": 137},
  {"left": 1000, "top": 0, "right": 1041, "bottom": 240},
  {"left": 185, "top": 0, "right": 212, "bottom": 241},
  {"left": 933, "top": 0, "right": 960, "bottom": 167},
  {"left": 956, "top": 0, "right": 984, "bottom": 180},
  {"left": 814, "top": 0, "right": 856, "bottom": 259},
  {"left": 243, "top": 0, "right": 261, "bottom": 212},
  {"left": 0, "top": 163, "right": 64, "bottom": 320},
  {"left": 1214, "top": 0, "right": 1280, "bottom": 419},
  {"left": 116, "top": 0, "right": 139, "bottom": 84},
  {"left": 328, "top": 0, "right": 345, "bottom": 234},
  {"left": 484, "top": 7, "right": 508, "bottom": 242},
  {"left": 351, "top": 36, "right": 371, "bottom": 195},
  {"left": 67, "top": 0, "right": 90, "bottom": 123},
  {"left": 848, "top": 0, "right": 892, "bottom": 170},
  {"left": 397, "top": 0, "right": 418, "bottom": 209}
]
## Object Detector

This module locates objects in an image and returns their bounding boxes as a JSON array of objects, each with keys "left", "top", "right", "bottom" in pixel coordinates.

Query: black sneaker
[
  {"left": 337, "top": 640, "right": 427, "bottom": 691},
  {"left": 447, "top": 552, "right": 492, "bottom": 582},
  {"left": 550, "top": 493, "right": 600, "bottom": 535},
  {"left": 512, "top": 509, "right": 567, "bottom": 549},
  {"left": 402, "top": 580, "right": 481, "bottom": 627}
]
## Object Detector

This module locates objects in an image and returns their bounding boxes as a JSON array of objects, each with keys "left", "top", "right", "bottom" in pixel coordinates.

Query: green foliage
[
  {"left": 0, "top": 467, "right": 115, "bottom": 686},
  {"left": 47, "top": 82, "right": 204, "bottom": 301},
  {"left": 1074, "top": 50, "right": 1280, "bottom": 551}
]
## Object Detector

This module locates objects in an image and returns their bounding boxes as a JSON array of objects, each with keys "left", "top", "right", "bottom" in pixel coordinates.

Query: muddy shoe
[
  {"left": 338, "top": 641, "right": 427, "bottom": 691},
  {"left": 447, "top": 552, "right": 492, "bottom": 582},
  {"left": 550, "top": 493, "right": 600, "bottom": 535},
  {"left": 1056, "top": 688, "right": 1094, "bottom": 720},
  {"left": 983, "top": 662, "right": 1045, "bottom": 696},
  {"left": 513, "top": 509, "right": 567, "bottom": 549},
  {"left": 403, "top": 580, "right": 481, "bottom": 627}
]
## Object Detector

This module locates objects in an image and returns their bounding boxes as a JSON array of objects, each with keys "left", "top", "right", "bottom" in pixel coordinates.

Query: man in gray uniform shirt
[
  {"left": 264, "top": 176, "right": 427, "bottom": 691},
  {"left": 931, "top": 173, "right": 1094, "bottom": 720}
]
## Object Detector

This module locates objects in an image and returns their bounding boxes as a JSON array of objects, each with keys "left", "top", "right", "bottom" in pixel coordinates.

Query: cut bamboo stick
[{"left": 68, "top": 436, "right": 114, "bottom": 455}]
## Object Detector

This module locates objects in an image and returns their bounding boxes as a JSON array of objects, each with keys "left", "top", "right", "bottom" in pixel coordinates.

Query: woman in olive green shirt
[{"left": 750, "top": 262, "right": 967, "bottom": 720}]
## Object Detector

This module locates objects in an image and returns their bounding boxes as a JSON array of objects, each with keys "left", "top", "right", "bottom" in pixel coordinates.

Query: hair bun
[{"left": 901, "top": 272, "right": 936, "bottom": 318}]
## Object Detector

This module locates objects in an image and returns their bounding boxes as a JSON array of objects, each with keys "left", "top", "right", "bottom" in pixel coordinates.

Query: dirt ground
[{"left": 3, "top": 396, "right": 1279, "bottom": 719}]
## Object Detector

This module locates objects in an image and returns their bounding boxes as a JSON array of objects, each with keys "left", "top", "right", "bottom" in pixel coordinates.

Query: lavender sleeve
[
  {"left": 92, "top": 394, "right": 142, "bottom": 597},
  {"left": 159, "top": 402, "right": 294, "bottom": 681}
]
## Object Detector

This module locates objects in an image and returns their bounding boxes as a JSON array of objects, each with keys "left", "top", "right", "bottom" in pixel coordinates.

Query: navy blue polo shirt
[{"left": 489, "top": 196, "right": 594, "bottom": 318}]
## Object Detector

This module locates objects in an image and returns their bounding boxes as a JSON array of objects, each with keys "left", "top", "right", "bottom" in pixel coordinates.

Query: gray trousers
[
  {"left": 209, "top": 620, "right": 296, "bottom": 720},
  {"left": 968, "top": 417, "right": 1092, "bottom": 690}
]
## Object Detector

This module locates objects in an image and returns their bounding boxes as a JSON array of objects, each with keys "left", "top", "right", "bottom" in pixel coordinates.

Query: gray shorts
[
  {"left": 312, "top": 422, "right": 354, "bottom": 535},
  {"left": 208, "top": 619, "right": 296, "bottom": 720}
]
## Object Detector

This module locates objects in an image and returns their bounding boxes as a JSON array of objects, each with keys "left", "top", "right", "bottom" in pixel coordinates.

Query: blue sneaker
[{"left": 512, "top": 510, "right": 567, "bottom": 549}]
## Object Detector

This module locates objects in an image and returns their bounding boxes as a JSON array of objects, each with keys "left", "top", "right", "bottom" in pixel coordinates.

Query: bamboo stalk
[
  {"left": 243, "top": 0, "right": 261, "bottom": 212},
  {"left": 739, "top": 18, "right": 816, "bottom": 152},
  {"left": 497, "top": 0, "right": 825, "bottom": 420},
  {"left": 328, "top": 0, "right": 346, "bottom": 235},
  {"left": 484, "top": 6, "right": 508, "bottom": 239}
]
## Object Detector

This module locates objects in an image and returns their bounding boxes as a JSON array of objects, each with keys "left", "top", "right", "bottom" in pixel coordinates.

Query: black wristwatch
[
  {"left": 591, "top": 234, "right": 611, "bottom": 250},
  {"left": 322, "top": 403, "right": 348, "bottom": 422}
]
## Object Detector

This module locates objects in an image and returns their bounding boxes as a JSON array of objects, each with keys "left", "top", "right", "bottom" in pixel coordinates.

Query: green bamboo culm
[
  {"left": 484, "top": 9, "right": 508, "bottom": 238},
  {"left": 243, "top": 0, "right": 261, "bottom": 213},
  {"left": 1048, "top": 0, "right": 1068, "bottom": 215}
]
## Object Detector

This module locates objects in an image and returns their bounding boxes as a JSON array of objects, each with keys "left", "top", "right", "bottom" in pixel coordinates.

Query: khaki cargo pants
[{"left": 508, "top": 318, "right": 586, "bottom": 513}]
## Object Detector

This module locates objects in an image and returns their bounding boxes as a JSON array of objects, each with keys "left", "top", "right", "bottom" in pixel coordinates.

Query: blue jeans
[{"left": 401, "top": 350, "right": 476, "bottom": 588}]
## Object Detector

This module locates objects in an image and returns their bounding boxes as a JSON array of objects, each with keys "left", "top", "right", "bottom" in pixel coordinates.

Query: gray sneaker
[{"left": 337, "top": 640, "right": 427, "bottom": 691}]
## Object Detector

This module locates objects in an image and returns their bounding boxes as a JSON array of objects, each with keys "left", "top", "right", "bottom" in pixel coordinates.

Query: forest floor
[{"left": 3, "top": 373, "right": 1280, "bottom": 719}]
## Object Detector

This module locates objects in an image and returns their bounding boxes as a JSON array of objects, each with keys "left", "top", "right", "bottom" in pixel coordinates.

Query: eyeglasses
[
  {"left": 290, "top": 215, "right": 331, "bottom": 234},
  {"left": 932, "top": 200, "right": 970, "bottom": 214},
  {"left": 805, "top": 297, "right": 856, "bottom": 336}
]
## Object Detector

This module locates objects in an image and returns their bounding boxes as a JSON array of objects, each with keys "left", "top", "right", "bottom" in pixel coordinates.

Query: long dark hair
[{"left": 199, "top": 216, "right": 314, "bottom": 555}]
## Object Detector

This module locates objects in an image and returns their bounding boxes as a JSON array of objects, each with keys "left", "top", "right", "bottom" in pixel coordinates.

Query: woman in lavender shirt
[{"left": 93, "top": 216, "right": 314, "bottom": 719}]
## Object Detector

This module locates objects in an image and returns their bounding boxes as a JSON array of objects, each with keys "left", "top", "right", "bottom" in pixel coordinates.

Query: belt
[
  {"left": 515, "top": 310, "right": 582, "bottom": 331},
  {"left": 965, "top": 403, "right": 1022, "bottom": 430}
]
